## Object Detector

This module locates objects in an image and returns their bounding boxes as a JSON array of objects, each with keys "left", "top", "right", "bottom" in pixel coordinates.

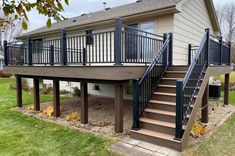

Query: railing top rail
[
  {"left": 182, "top": 31, "right": 208, "bottom": 89},
  {"left": 122, "top": 24, "right": 163, "bottom": 38}
]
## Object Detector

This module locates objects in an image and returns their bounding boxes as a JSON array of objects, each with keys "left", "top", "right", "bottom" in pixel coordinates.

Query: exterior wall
[
  {"left": 172, "top": 0, "right": 219, "bottom": 65},
  {"left": 26, "top": 79, "right": 132, "bottom": 100}
]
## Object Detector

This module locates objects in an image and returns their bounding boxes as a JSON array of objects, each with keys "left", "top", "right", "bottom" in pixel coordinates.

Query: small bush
[
  {"left": 60, "top": 89, "right": 70, "bottom": 95},
  {"left": 72, "top": 87, "right": 80, "bottom": 97},
  {"left": 41, "top": 84, "right": 53, "bottom": 95},
  {"left": 9, "top": 78, "right": 29, "bottom": 91},
  {"left": 0, "top": 71, "right": 12, "bottom": 77}
]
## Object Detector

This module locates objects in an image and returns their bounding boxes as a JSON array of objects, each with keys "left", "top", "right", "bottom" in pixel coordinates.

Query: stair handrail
[
  {"left": 175, "top": 29, "right": 210, "bottom": 140},
  {"left": 132, "top": 33, "right": 173, "bottom": 130}
]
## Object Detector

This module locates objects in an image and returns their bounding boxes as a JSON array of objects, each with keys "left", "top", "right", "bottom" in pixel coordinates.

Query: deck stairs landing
[{"left": 130, "top": 66, "right": 207, "bottom": 151}]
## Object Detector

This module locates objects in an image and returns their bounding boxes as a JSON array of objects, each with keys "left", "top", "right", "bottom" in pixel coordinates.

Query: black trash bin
[{"left": 209, "top": 83, "right": 221, "bottom": 99}]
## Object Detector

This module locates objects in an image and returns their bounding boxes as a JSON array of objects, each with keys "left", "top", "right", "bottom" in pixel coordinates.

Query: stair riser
[
  {"left": 160, "top": 80, "right": 177, "bottom": 85},
  {"left": 156, "top": 87, "right": 176, "bottom": 93},
  {"left": 164, "top": 73, "right": 185, "bottom": 78},
  {"left": 130, "top": 132, "right": 181, "bottom": 151},
  {"left": 140, "top": 122, "right": 175, "bottom": 135},
  {"left": 148, "top": 103, "right": 176, "bottom": 112},
  {"left": 152, "top": 95, "right": 176, "bottom": 102},
  {"left": 143, "top": 112, "right": 175, "bottom": 123},
  {"left": 168, "top": 66, "right": 188, "bottom": 71}
]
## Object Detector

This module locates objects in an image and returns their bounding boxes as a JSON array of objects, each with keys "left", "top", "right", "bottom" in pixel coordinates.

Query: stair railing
[
  {"left": 132, "top": 33, "right": 173, "bottom": 130},
  {"left": 175, "top": 29, "right": 210, "bottom": 140}
]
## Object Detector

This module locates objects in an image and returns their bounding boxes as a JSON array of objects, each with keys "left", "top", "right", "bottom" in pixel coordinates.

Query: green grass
[
  {"left": 0, "top": 78, "right": 115, "bottom": 156},
  {"left": 193, "top": 90, "right": 235, "bottom": 156}
]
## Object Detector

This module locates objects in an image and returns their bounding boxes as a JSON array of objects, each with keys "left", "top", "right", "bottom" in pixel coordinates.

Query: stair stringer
[{"left": 180, "top": 68, "right": 210, "bottom": 151}]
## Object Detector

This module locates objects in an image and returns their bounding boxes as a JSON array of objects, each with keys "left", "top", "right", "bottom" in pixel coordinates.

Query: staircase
[{"left": 131, "top": 66, "right": 189, "bottom": 150}]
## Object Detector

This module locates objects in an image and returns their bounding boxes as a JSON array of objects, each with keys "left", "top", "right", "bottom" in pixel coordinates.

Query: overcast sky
[{"left": 26, "top": 0, "right": 234, "bottom": 32}]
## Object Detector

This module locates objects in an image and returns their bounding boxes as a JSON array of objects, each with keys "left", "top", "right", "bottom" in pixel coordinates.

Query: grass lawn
[
  {"left": 0, "top": 78, "right": 115, "bottom": 156},
  {"left": 193, "top": 71, "right": 235, "bottom": 156}
]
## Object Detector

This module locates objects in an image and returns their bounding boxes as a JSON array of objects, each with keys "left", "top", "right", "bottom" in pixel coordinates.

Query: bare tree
[
  {"left": 216, "top": 3, "right": 235, "bottom": 43},
  {"left": 0, "top": 14, "right": 24, "bottom": 50}
]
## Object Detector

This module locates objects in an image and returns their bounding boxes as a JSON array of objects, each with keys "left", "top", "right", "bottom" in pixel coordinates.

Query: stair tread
[
  {"left": 140, "top": 118, "right": 175, "bottom": 128},
  {"left": 162, "top": 78, "right": 179, "bottom": 80},
  {"left": 149, "top": 100, "right": 176, "bottom": 106},
  {"left": 132, "top": 129, "right": 180, "bottom": 142},
  {"left": 166, "top": 71, "right": 187, "bottom": 74},
  {"left": 158, "top": 85, "right": 176, "bottom": 88},
  {"left": 145, "top": 108, "right": 175, "bottom": 116},
  {"left": 154, "top": 92, "right": 176, "bottom": 96}
]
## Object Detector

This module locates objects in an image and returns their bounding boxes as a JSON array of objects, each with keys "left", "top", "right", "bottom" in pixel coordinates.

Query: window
[
  {"left": 32, "top": 38, "right": 43, "bottom": 53},
  {"left": 139, "top": 22, "right": 155, "bottom": 34},
  {"left": 86, "top": 30, "right": 94, "bottom": 45}
]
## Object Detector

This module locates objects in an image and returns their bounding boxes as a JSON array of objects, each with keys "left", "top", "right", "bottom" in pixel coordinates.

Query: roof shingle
[{"left": 21, "top": 0, "right": 182, "bottom": 37}]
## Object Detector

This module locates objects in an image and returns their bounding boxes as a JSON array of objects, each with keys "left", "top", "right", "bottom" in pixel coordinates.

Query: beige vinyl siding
[
  {"left": 156, "top": 15, "right": 174, "bottom": 35},
  {"left": 172, "top": 0, "right": 218, "bottom": 65}
]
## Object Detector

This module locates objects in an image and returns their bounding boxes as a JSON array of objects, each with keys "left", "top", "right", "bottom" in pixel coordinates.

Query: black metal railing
[
  {"left": 4, "top": 41, "right": 28, "bottom": 65},
  {"left": 188, "top": 44, "right": 198, "bottom": 65},
  {"left": 132, "top": 33, "right": 173, "bottom": 130},
  {"left": 175, "top": 29, "right": 210, "bottom": 140},
  {"left": 4, "top": 18, "right": 164, "bottom": 66}
]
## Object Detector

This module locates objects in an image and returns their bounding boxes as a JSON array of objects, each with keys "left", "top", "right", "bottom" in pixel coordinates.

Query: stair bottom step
[{"left": 130, "top": 129, "right": 182, "bottom": 151}]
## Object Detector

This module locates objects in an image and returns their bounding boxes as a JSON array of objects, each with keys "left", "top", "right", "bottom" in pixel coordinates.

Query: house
[
  {"left": 3, "top": 0, "right": 232, "bottom": 152},
  {"left": 0, "top": 51, "right": 4, "bottom": 71}
]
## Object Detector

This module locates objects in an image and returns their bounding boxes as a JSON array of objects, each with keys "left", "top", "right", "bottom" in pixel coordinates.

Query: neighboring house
[
  {"left": 0, "top": 51, "right": 4, "bottom": 71},
  {"left": 3, "top": 0, "right": 232, "bottom": 152}
]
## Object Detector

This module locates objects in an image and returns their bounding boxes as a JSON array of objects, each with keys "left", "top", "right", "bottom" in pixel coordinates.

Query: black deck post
[
  {"left": 205, "top": 28, "right": 210, "bottom": 65},
  {"left": 163, "top": 33, "right": 168, "bottom": 66},
  {"left": 169, "top": 33, "right": 173, "bottom": 66},
  {"left": 27, "top": 36, "right": 32, "bottom": 66},
  {"left": 188, "top": 44, "right": 192, "bottom": 66},
  {"left": 80, "top": 82, "right": 88, "bottom": 124},
  {"left": 132, "top": 79, "right": 140, "bottom": 130},
  {"left": 175, "top": 80, "right": 183, "bottom": 140},
  {"left": 224, "top": 74, "right": 230, "bottom": 105},
  {"left": 201, "top": 82, "right": 209, "bottom": 123},
  {"left": 228, "top": 42, "right": 231, "bottom": 65},
  {"left": 219, "top": 36, "right": 223, "bottom": 65},
  {"left": 53, "top": 80, "right": 60, "bottom": 117},
  {"left": 50, "top": 45, "right": 54, "bottom": 66},
  {"left": 33, "top": 78, "right": 40, "bottom": 111},
  {"left": 3, "top": 40, "right": 8, "bottom": 66},
  {"left": 60, "top": 29, "right": 67, "bottom": 65},
  {"left": 16, "top": 76, "right": 22, "bottom": 107},
  {"left": 83, "top": 48, "right": 86, "bottom": 66},
  {"left": 114, "top": 17, "right": 123, "bottom": 66}
]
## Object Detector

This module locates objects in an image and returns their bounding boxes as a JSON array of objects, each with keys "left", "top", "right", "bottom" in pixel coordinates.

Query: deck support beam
[
  {"left": 33, "top": 78, "right": 40, "bottom": 111},
  {"left": 53, "top": 80, "right": 60, "bottom": 117},
  {"left": 80, "top": 82, "right": 88, "bottom": 124},
  {"left": 16, "top": 76, "right": 22, "bottom": 107},
  {"left": 224, "top": 73, "right": 230, "bottom": 105},
  {"left": 201, "top": 82, "right": 209, "bottom": 123},
  {"left": 115, "top": 83, "right": 123, "bottom": 133}
]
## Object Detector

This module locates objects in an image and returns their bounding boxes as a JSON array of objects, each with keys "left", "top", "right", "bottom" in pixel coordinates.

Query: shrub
[
  {"left": 72, "top": 87, "right": 80, "bottom": 97},
  {"left": 41, "top": 84, "right": 53, "bottom": 95},
  {"left": 0, "top": 71, "right": 12, "bottom": 77},
  {"left": 60, "top": 89, "right": 70, "bottom": 95},
  {"left": 9, "top": 78, "right": 29, "bottom": 91}
]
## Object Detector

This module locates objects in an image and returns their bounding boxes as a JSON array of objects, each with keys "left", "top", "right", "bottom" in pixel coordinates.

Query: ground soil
[{"left": 15, "top": 96, "right": 235, "bottom": 145}]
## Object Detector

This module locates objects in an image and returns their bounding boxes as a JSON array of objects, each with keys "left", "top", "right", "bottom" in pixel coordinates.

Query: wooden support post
[
  {"left": 115, "top": 83, "right": 123, "bottom": 133},
  {"left": 53, "top": 80, "right": 60, "bottom": 117},
  {"left": 80, "top": 82, "right": 88, "bottom": 124},
  {"left": 16, "top": 76, "right": 22, "bottom": 107},
  {"left": 224, "top": 74, "right": 230, "bottom": 105},
  {"left": 33, "top": 78, "right": 40, "bottom": 111},
  {"left": 201, "top": 82, "right": 209, "bottom": 123}
]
